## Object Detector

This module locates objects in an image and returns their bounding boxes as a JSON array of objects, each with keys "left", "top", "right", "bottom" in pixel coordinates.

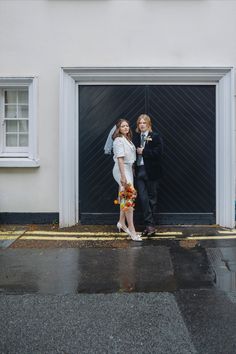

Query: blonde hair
[{"left": 136, "top": 114, "right": 152, "bottom": 133}]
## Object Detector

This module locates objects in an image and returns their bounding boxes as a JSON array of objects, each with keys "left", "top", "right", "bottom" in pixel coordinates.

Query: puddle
[{"left": 1, "top": 240, "right": 236, "bottom": 295}]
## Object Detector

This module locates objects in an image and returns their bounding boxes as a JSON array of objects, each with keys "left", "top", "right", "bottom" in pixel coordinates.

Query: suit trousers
[{"left": 136, "top": 165, "right": 159, "bottom": 227}]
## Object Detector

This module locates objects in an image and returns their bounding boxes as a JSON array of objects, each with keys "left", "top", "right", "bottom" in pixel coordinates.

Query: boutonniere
[{"left": 145, "top": 135, "right": 152, "bottom": 143}]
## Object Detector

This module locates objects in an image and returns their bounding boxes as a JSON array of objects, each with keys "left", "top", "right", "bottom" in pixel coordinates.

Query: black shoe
[
  {"left": 147, "top": 226, "right": 156, "bottom": 236},
  {"left": 142, "top": 226, "right": 156, "bottom": 237},
  {"left": 142, "top": 228, "right": 149, "bottom": 236}
]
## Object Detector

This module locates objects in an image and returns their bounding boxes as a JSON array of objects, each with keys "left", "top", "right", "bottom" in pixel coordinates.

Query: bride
[{"left": 112, "top": 119, "right": 142, "bottom": 242}]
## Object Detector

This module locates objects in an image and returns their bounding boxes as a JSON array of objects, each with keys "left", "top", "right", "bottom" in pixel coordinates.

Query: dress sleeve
[{"left": 113, "top": 138, "right": 125, "bottom": 158}]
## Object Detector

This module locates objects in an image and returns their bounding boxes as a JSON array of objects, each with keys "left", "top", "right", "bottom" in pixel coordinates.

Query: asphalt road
[
  {"left": 1, "top": 289, "right": 236, "bottom": 354},
  {"left": 1, "top": 236, "right": 236, "bottom": 353}
]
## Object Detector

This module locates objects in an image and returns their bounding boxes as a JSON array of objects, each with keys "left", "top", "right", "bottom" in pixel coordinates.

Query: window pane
[
  {"left": 5, "top": 105, "right": 17, "bottom": 118},
  {"left": 6, "top": 134, "right": 17, "bottom": 147},
  {"left": 18, "top": 105, "right": 28, "bottom": 118},
  {"left": 18, "top": 91, "right": 28, "bottom": 104},
  {"left": 6, "top": 120, "right": 18, "bottom": 133},
  {"left": 19, "top": 120, "right": 28, "bottom": 133},
  {"left": 19, "top": 134, "right": 28, "bottom": 147},
  {"left": 4, "top": 90, "right": 17, "bottom": 104}
]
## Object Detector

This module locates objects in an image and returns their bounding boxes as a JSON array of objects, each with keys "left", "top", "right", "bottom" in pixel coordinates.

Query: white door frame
[{"left": 59, "top": 67, "right": 235, "bottom": 228}]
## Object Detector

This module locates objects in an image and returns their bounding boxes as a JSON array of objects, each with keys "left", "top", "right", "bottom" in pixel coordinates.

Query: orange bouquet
[{"left": 114, "top": 183, "right": 137, "bottom": 211}]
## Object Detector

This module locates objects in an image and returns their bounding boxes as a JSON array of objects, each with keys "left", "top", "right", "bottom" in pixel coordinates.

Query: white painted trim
[
  {"left": 59, "top": 69, "right": 78, "bottom": 227},
  {"left": 29, "top": 78, "right": 38, "bottom": 161},
  {"left": 216, "top": 69, "right": 235, "bottom": 227},
  {"left": 59, "top": 67, "right": 235, "bottom": 228},
  {"left": 0, "top": 77, "right": 39, "bottom": 167},
  {"left": 0, "top": 158, "right": 40, "bottom": 167},
  {"left": 75, "top": 84, "right": 79, "bottom": 225},
  {"left": 0, "top": 77, "right": 35, "bottom": 86},
  {"left": 63, "top": 67, "right": 232, "bottom": 83}
]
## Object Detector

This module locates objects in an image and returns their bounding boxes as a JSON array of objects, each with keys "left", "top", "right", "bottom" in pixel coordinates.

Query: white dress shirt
[{"left": 139, "top": 130, "right": 149, "bottom": 166}]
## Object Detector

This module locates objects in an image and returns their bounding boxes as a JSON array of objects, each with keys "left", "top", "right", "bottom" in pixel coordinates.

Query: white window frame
[
  {"left": 0, "top": 87, "right": 29, "bottom": 155},
  {"left": 0, "top": 77, "right": 39, "bottom": 167},
  {"left": 60, "top": 67, "right": 235, "bottom": 228}
]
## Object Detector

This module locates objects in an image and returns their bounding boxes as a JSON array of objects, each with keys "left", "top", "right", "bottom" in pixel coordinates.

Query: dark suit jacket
[{"left": 133, "top": 131, "right": 163, "bottom": 180}]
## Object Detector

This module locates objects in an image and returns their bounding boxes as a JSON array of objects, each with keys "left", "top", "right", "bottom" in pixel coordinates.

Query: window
[
  {"left": 0, "top": 77, "right": 39, "bottom": 167},
  {"left": 1, "top": 89, "right": 29, "bottom": 154}
]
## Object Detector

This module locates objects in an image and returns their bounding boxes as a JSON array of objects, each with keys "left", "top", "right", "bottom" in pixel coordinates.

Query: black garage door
[{"left": 79, "top": 85, "right": 215, "bottom": 225}]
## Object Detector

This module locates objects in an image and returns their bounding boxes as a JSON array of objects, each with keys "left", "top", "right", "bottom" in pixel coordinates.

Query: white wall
[{"left": 0, "top": 0, "right": 235, "bottom": 212}]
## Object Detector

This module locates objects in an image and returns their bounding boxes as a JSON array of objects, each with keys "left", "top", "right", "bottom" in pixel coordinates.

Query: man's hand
[{"left": 137, "top": 147, "right": 144, "bottom": 155}]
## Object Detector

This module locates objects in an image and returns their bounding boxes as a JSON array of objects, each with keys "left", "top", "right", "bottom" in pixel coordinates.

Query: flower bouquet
[{"left": 114, "top": 183, "right": 137, "bottom": 211}]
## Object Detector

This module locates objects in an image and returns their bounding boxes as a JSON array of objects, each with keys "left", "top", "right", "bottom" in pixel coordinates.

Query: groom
[{"left": 133, "top": 114, "right": 163, "bottom": 236}]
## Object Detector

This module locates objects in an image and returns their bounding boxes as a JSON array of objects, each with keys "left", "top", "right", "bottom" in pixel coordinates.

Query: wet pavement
[
  {"left": 1, "top": 226, "right": 236, "bottom": 353},
  {"left": 1, "top": 236, "right": 236, "bottom": 294},
  {"left": 0, "top": 242, "right": 214, "bottom": 294}
]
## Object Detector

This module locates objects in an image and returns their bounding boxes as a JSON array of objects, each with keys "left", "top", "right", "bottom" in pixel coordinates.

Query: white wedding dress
[
  {"left": 112, "top": 136, "right": 136, "bottom": 187},
  {"left": 112, "top": 136, "right": 143, "bottom": 242}
]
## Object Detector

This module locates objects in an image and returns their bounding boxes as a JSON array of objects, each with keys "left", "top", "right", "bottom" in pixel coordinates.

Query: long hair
[
  {"left": 112, "top": 119, "right": 133, "bottom": 141},
  {"left": 135, "top": 114, "right": 153, "bottom": 133}
]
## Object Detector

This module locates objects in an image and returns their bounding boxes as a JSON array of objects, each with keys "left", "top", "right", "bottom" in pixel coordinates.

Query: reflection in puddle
[
  {"left": 169, "top": 242, "right": 214, "bottom": 290},
  {"left": 118, "top": 247, "right": 139, "bottom": 292},
  {"left": 1, "top": 242, "right": 236, "bottom": 295}
]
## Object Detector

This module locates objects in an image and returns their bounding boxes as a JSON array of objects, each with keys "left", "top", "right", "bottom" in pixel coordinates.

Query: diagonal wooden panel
[
  {"left": 148, "top": 85, "right": 215, "bottom": 213},
  {"left": 79, "top": 85, "right": 216, "bottom": 224},
  {"left": 79, "top": 85, "right": 146, "bottom": 214}
]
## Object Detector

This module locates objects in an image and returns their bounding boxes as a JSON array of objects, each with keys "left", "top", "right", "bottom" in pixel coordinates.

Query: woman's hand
[{"left": 120, "top": 175, "right": 127, "bottom": 186}]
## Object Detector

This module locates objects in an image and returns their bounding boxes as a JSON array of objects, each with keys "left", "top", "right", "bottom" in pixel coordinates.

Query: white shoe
[
  {"left": 129, "top": 232, "right": 143, "bottom": 242},
  {"left": 117, "top": 222, "right": 130, "bottom": 236}
]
